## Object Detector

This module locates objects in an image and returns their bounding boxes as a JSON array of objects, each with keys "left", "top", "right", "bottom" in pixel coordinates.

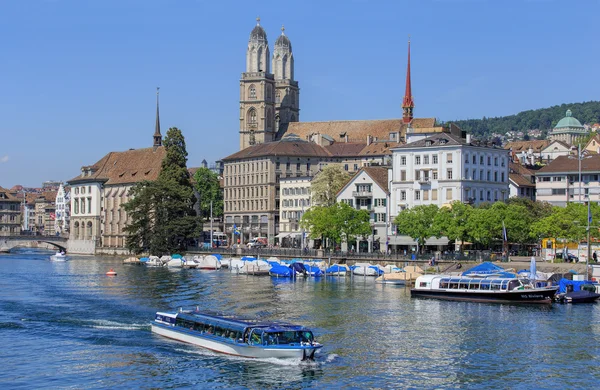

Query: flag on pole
[
  {"left": 589, "top": 205, "right": 593, "bottom": 225},
  {"left": 502, "top": 221, "right": 507, "bottom": 242},
  {"left": 233, "top": 224, "right": 240, "bottom": 235}
]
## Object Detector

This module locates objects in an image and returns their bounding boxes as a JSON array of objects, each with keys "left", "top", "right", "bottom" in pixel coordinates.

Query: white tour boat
[{"left": 151, "top": 309, "right": 322, "bottom": 360}]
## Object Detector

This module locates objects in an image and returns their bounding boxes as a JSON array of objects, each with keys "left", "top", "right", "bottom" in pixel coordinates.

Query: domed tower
[
  {"left": 272, "top": 25, "right": 300, "bottom": 136},
  {"left": 239, "top": 18, "right": 277, "bottom": 150}
]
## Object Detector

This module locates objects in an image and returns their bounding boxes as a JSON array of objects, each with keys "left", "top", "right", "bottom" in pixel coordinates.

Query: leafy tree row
[
  {"left": 394, "top": 198, "right": 600, "bottom": 251},
  {"left": 300, "top": 202, "right": 371, "bottom": 249},
  {"left": 447, "top": 101, "right": 600, "bottom": 139}
]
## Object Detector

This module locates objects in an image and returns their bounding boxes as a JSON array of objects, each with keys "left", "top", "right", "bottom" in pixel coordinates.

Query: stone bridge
[{"left": 0, "top": 235, "right": 68, "bottom": 252}]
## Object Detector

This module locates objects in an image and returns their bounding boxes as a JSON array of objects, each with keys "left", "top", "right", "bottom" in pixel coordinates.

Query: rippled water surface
[{"left": 1, "top": 250, "right": 600, "bottom": 389}]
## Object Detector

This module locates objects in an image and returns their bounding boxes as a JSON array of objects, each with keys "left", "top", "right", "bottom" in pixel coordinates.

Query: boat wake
[{"left": 83, "top": 319, "right": 150, "bottom": 331}]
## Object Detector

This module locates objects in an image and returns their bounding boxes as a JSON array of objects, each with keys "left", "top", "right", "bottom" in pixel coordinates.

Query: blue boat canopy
[{"left": 462, "top": 262, "right": 514, "bottom": 277}]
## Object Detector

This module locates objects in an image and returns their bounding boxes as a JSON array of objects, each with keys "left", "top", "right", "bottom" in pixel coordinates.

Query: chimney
[
  {"left": 345, "top": 134, "right": 349, "bottom": 143},
  {"left": 466, "top": 134, "right": 472, "bottom": 144},
  {"left": 367, "top": 135, "right": 372, "bottom": 146}
]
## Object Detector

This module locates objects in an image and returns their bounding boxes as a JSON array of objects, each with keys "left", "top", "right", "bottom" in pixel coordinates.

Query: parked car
[
  {"left": 565, "top": 253, "right": 579, "bottom": 263},
  {"left": 247, "top": 237, "right": 268, "bottom": 249}
]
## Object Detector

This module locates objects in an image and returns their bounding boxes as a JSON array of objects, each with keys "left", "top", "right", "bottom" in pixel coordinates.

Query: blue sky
[{"left": 0, "top": 0, "right": 598, "bottom": 188}]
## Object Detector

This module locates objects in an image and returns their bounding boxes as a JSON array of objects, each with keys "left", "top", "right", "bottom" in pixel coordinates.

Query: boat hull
[
  {"left": 151, "top": 323, "right": 321, "bottom": 359},
  {"left": 50, "top": 255, "right": 68, "bottom": 262},
  {"left": 410, "top": 287, "right": 558, "bottom": 303}
]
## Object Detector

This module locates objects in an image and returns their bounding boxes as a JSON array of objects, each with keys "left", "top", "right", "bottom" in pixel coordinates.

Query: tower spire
[
  {"left": 402, "top": 36, "right": 414, "bottom": 124},
  {"left": 154, "top": 87, "right": 162, "bottom": 147}
]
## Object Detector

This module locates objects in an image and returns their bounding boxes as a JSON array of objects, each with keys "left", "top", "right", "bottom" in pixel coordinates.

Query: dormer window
[
  {"left": 425, "top": 140, "right": 433, "bottom": 146},
  {"left": 440, "top": 139, "right": 447, "bottom": 145}
]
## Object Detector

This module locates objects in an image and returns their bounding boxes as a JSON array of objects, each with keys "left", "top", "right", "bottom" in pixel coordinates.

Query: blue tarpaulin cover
[
  {"left": 558, "top": 278, "right": 595, "bottom": 293},
  {"left": 462, "top": 262, "right": 507, "bottom": 276},
  {"left": 269, "top": 264, "right": 292, "bottom": 277}
]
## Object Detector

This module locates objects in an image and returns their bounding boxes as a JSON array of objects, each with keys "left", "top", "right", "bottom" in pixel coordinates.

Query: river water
[{"left": 1, "top": 250, "right": 599, "bottom": 389}]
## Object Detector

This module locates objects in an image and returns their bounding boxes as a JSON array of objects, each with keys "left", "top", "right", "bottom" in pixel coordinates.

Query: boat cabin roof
[
  {"left": 416, "top": 274, "right": 521, "bottom": 284},
  {"left": 176, "top": 310, "right": 310, "bottom": 332}
]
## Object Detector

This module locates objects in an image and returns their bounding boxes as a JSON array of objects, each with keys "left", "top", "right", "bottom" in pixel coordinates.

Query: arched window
[
  {"left": 276, "top": 91, "right": 281, "bottom": 103},
  {"left": 87, "top": 221, "right": 93, "bottom": 239},
  {"left": 247, "top": 108, "right": 257, "bottom": 125},
  {"left": 74, "top": 222, "right": 80, "bottom": 240},
  {"left": 266, "top": 85, "right": 271, "bottom": 100},
  {"left": 290, "top": 114, "right": 296, "bottom": 122},
  {"left": 249, "top": 85, "right": 256, "bottom": 99},
  {"left": 291, "top": 91, "right": 296, "bottom": 105}
]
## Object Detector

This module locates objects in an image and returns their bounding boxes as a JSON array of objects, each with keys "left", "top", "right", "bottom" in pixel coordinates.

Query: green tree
[
  {"left": 124, "top": 127, "right": 199, "bottom": 255},
  {"left": 193, "top": 167, "right": 223, "bottom": 221},
  {"left": 394, "top": 204, "right": 439, "bottom": 251},
  {"left": 300, "top": 202, "right": 370, "bottom": 249},
  {"left": 433, "top": 201, "right": 473, "bottom": 251},
  {"left": 310, "top": 165, "right": 350, "bottom": 206}
]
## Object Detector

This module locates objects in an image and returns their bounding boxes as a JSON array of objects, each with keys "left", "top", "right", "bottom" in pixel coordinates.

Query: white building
[
  {"left": 54, "top": 184, "right": 70, "bottom": 235},
  {"left": 390, "top": 133, "right": 510, "bottom": 215},
  {"left": 277, "top": 176, "right": 312, "bottom": 247},
  {"left": 535, "top": 154, "right": 600, "bottom": 206},
  {"left": 336, "top": 167, "right": 390, "bottom": 252}
]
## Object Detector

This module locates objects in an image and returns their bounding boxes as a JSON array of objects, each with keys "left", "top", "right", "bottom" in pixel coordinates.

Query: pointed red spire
[{"left": 402, "top": 37, "right": 414, "bottom": 124}]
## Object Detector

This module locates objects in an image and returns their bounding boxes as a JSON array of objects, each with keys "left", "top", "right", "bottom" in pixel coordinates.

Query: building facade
[
  {"left": 223, "top": 134, "right": 328, "bottom": 246},
  {"left": 535, "top": 155, "right": 600, "bottom": 206},
  {"left": 54, "top": 184, "right": 70, "bottom": 235},
  {"left": 390, "top": 133, "right": 510, "bottom": 213},
  {"left": 336, "top": 167, "right": 390, "bottom": 252},
  {"left": 278, "top": 176, "right": 311, "bottom": 247},
  {"left": 0, "top": 186, "right": 21, "bottom": 236}
]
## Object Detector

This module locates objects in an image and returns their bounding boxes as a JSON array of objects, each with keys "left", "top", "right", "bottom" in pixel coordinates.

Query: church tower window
[
  {"left": 249, "top": 85, "right": 256, "bottom": 99},
  {"left": 247, "top": 108, "right": 257, "bottom": 125}
]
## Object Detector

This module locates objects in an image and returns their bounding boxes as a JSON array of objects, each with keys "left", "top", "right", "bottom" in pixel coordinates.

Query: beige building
[
  {"left": 0, "top": 186, "right": 21, "bottom": 236},
  {"left": 223, "top": 133, "right": 329, "bottom": 245},
  {"left": 67, "top": 146, "right": 166, "bottom": 250}
]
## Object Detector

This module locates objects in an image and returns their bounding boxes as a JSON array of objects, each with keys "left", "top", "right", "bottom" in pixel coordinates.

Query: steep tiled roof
[
  {"left": 68, "top": 147, "right": 166, "bottom": 185},
  {"left": 537, "top": 155, "right": 600, "bottom": 174},
  {"left": 362, "top": 166, "right": 390, "bottom": 194},
  {"left": 585, "top": 133, "right": 600, "bottom": 153},
  {"left": 324, "top": 143, "right": 366, "bottom": 157},
  {"left": 222, "top": 135, "right": 331, "bottom": 161},
  {"left": 359, "top": 141, "right": 401, "bottom": 156},
  {"left": 337, "top": 166, "right": 390, "bottom": 197},
  {"left": 286, "top": 118, "right": 436, "bottom": 143},
  {"left": 504, "top": 140, "right": 550, "bottom": 152},
  {"left": 509, "top": 173, "right": 534, "bottom": 187},
  {"left": 0, "top": 186, "right": 19, "bottom": 202},
  {"left": 509, "top": 161, "right": 533, "bottom": 176}
]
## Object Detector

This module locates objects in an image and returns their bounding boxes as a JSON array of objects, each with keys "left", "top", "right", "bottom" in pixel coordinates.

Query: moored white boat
[
  {"left": 411, "top": 274, "right": 559, "bottom": 303},
  {"left": 151, "top": 309, "right": 322, "bottom": 360},
  {"left": 239, "top": 260, "right": 271, "bottom": 275},
  {"left": 195, "top": 255, "right": 222, "bottom": 270},
  {"left": 352, "top": 263, "right": 384, "bottom": 277}
]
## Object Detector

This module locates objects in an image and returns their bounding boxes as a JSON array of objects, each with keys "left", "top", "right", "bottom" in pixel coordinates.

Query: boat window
[
  {"left": 250, "top": 329, "right": 264, "bottom": 345},
  {"left": 501, "top": 281, "right": 509, "bottom": 290},
  {"left": 439, "top": 281, "right": 449, "bottom": 289},
  {"left": 491, "top": 281, "right": 501, "bottom": 290},
  {"left": 480, "top": 282, "right": 490, "bottom": 290},
  {"left": 508, "top": 280, "right": 520, "bottom": 290},
  {"left": 469, "top": 281, "right": 481, "bottom": 290},
  {"left": 459, "top": 282, "right": 469, "bottom": 289},
  {"left": 419, "top": 282, "right": 428, "bottom": 287}
]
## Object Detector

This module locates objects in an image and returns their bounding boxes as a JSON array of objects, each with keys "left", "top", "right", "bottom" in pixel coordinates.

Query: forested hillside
[{"left": 448, "top": 101, "right": 600, "bottom": 138}]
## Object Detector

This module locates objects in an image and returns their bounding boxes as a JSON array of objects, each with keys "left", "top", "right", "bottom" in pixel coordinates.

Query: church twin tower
[{"left": 239, "top": 18, "right": 300, "bottom": 150}]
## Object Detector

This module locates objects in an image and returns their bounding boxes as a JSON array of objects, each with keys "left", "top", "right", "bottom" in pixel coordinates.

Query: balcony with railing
[{"left": 352, "top": 190, "right": 372, "bottom": 198}]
